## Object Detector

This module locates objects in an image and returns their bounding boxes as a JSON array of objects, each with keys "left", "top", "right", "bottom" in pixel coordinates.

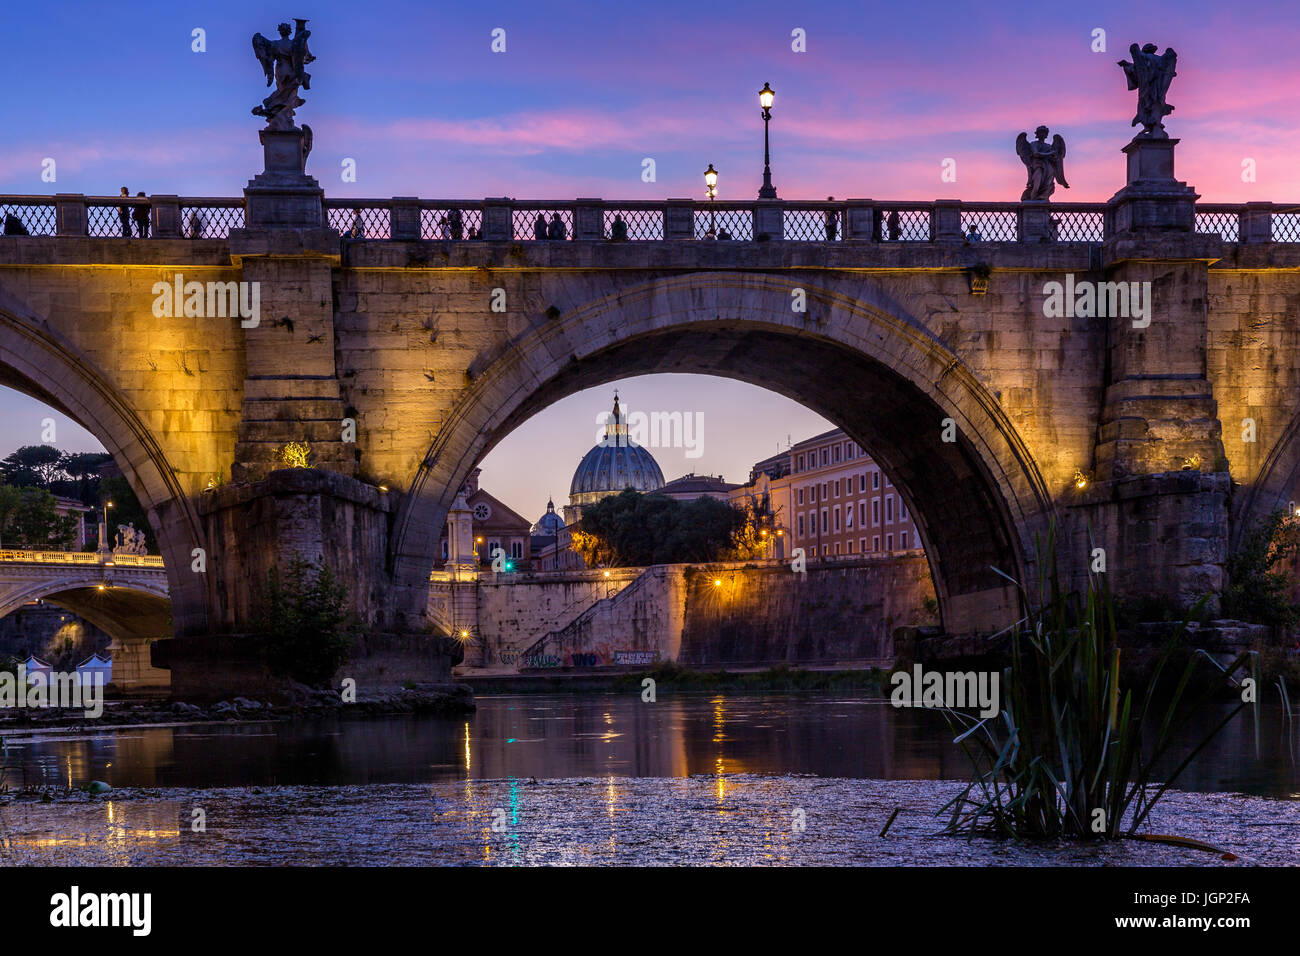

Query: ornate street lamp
[
  {"left": 704, "top": 163, "right": 718, "bottom": 238},
  {"left": 757, "top": 82, "right": 777, "bottom": 199}
]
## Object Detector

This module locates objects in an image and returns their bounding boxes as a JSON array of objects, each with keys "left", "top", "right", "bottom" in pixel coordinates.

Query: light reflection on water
[{"left": 1, "top": 691, "right": 1296, "bottom": 796}]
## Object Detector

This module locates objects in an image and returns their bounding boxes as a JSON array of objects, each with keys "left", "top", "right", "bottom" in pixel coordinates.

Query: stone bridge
[
  {"left": 2, "top": 118, "right": 1299, "bottom": 695},
  {"left": 0, "top": 550, "right": 171, "bottom": 692}
]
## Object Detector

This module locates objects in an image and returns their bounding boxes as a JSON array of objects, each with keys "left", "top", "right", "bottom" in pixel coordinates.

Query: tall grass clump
[{"left": 942, "top": 526, "right": 1254, "bottom": 840}]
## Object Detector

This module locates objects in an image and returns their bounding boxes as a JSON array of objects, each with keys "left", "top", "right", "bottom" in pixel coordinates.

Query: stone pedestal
[
  {"left": 1106, "top": 137, "right": 1198, "bottom": 235},
  {"left": 242, "top": 127, "right": 325, "bottom": 230},
  {"left": 1017, "top": 201, "right": 1052, "bottom": 242},
  {"left": 752, "top": 201, "right": 782, "bottom": 241},
  {"left": 843, "top": 200, "right": 877, "bottom": 241},
  {"left": 932, "top": 199, "right": 964, "bottom": 242}
]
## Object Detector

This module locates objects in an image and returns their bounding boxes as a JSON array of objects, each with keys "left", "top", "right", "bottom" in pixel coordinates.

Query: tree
[
  {"left": 59, "top": 451, "right": 111, "bottom": 505},
  {"left": 1, "top": 445, "right": 65, "bottom": 488},
  {"left": 1222, "top": 509, "right": 1300, "bottom": 628},
  {"left": 0, "top": 483, "right": 78, "bottom": 550},
  {"left": 571, "top": 490, "right": 747, "bottom": 567},
  {"left": 251, "top": 559, "right": 358, "bottom": 686}
]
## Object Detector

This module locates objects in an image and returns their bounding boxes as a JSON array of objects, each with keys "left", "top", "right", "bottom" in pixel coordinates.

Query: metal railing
[
  {"left": 0, "top": 549, "right": 164, "bottom": 567},
  {"left": 4, "top": 194, "right": 1300, "bottom": 246}
]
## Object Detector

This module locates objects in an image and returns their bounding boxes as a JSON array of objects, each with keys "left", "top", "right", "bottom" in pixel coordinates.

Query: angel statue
[
  {"left": 251, "top": 19, "right": 316, "bottom": 130},
  {"left": 1015, "top": 126, "right": 1069, "bottom": 201},
  {"left": 1117, "top": 43, "right": 1177, "bottom": 138}
]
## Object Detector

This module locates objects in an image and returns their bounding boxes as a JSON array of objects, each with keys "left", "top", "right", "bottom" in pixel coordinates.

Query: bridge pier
[
  {"left": 1063, "top": 134, "right": 1230, "bottom": 614},
  {"left": 150, "top": 129, "right": 462, "bottom": 701}
]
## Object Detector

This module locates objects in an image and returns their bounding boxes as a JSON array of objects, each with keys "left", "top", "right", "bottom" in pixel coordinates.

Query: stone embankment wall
[
  {"left": 677, "top": 554, "right": 936, "bottom": 666},
  {"left": 446, "top": 554, "right": 936, "bottom": 671}
]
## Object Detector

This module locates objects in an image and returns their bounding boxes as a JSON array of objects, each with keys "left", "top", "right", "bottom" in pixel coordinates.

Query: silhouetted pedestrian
[
  {"left": 887, "top": 210, "right": 901, "bottom": 241},
  {"left": 118, "top": 187, "right": 131, "bottom": 238},
  {"left": 188, "top": 210, "right": 204, "bottom": 238},
  {"left": 824, "top": 196, "right": 838, "bottom": 241},
  {"left": 3, "top": 213, "right": 29, "bottom": 235},
  {"left": 610, "top": 214, "right": 628, "bottom": 241},
  {"left": 547, "top": 213, "right": 566, "bottom": 240},
  {"left": 133, "top": 192, "right": 150, "bottom": 238},
  {"left": 448, "top": 207, "right": 464, "bottom": 240},
  {"left": 533, "top": 213, "right": 547, "bottom": 240}
]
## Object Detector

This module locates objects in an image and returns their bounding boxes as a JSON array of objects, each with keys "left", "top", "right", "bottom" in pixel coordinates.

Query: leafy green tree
[
  {"left": 1222, "top": 509, "right": 1300, "bottom": 628},
  {"left": 252, "top": 559, "right": 359, "bottom": 686},
  {"left": 59, "top": 451, "right": 111, "bottom": 505},
  {"left": 571, "top": 490, "right": 747, "bottom": 567},
  {"left": 0, "top": 483, "right": 78, "bottom": 550},
  {"left": 1, "top": 445, "right": 65, "bottom": 488}
]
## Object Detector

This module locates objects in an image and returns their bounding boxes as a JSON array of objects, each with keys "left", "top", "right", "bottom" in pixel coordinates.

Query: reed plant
[{"left": 941, "top": 526, "right": 1255, "bottom": 840}]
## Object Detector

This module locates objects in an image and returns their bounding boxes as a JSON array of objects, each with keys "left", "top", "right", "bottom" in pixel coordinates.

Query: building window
[
  {"left": 822, "top": 482, "right": 828, "bottom": 500},
  {"left": 511, "top": 540, "right": 523, "bottom": 559},
  {"left": 798, "top": 488, "right": 804, "bottom": 505},
  {"left": 872, "top": 471, "right": 880, "bottom": 490},
  {"left": 798, "top": 514, "right": 806, "bottom": 537},
  {"left": 885, "top": 495, "right": 894, "bottom": 522},
  {"left": 872, "top": 535, "right": 880, "bottom": 552},
  {"left": 872, "top": 499, "right": 880, "bottom": 526},
  {"left": 859, "top": 473, "right": 866, "bottom": 493},
  {"left": 859, "top": 537, "right": 867, "bottom": 553},
  {"left": 442, "top": 539, "right": 449, "bottom": 558},
  {"left": 810, "top": 485, "right": 817, "bottom": 503},
  {"left": 489, "top": 540, "right": 501, "bottom": 557},
  {"left": 833, "top": 445, "right": 841, "bottom": 463},
  {"left": 834, "top": 508, "right": 841, "bottom": 532},
  {"left": 821, "top": 508, "right": 828, "bottom": 533},
  {"left": 834, "top": 479, "right": 840, "bottom": 498},
  {"left": 900, "top": 530, "right": 909, "bottom": 549},
  {"left": 900, "top": 501, "right": 908, "bottom": 520},
  {"left": 797, "top": 454, "right": 804, "bottom": 471},
  {"left": 821, "top": 449, "right": 829, "bottom": 466},
  {"left": 859, "top": 502, "right": 867, "bottom": 525},
  {"left": 835, "top": 542, "right": 841, "bottom": 555},
  {"left": 845, "top": 504, "right": 853, "bottom": 529},
  {"left": 886, "top": 533, "right": 894, "bottom": 551}
]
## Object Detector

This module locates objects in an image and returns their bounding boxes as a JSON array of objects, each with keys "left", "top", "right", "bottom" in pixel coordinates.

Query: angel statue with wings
[
  {"left": 1015, "top": 126, "right": 1069, "bottom": 202},
  {"left": 1117, "top": 43, "right": 1177, "bottom": 138},
  {"left": 251, "top": 19, "right": 315, "bottom": 130}
]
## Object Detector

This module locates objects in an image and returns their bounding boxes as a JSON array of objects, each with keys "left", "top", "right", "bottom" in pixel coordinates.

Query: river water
[{"left": 1, "top": 691, "right": 1298, "bottom": 865}]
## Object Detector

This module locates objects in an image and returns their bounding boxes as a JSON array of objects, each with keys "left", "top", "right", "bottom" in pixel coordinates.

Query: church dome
[
  {"left": 533, "top": 497, "right": 566, "bottom": 534},
  {"left": 569, "top": 394, "right": 664, "bottom": 504}
]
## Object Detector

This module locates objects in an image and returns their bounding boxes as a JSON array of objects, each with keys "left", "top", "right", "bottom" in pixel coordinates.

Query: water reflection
[{"left": 1, "top": 692, "right": 1295, "bottom": 796}]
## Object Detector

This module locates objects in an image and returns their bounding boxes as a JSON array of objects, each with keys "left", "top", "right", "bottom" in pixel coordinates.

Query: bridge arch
[
  {"left": 0, "top": 287, "right": 209, "bottom": 637},
  {"left": 390, "top": 271, "right": 1055, "bottom": 634},
  {"left": 1234, "top": 409, "right": 1300, "bottom": 548}
]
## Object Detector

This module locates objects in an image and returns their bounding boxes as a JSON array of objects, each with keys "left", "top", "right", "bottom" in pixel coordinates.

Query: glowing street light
[
  {"left": 757, "top": 82, "right": 777, "bottom": 199},
  {"left": 704, "top": 163, "right": 718, "bottom": 238}
]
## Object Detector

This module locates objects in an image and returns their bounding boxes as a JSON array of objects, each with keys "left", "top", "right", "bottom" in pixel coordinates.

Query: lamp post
[
  {"left": 757, "top": 82, "right": 777, "bottom": 199},
  {"left": 704, "top": 163, "right": 718, "bottom": 238},
  {"left": 99, "top": 500, "right": 114, "bottom": 554}
]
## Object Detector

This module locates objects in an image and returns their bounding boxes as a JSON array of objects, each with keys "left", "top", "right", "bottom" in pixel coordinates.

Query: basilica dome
[{"left": 567, "top": 394, "right": 664, "bottom": 519}]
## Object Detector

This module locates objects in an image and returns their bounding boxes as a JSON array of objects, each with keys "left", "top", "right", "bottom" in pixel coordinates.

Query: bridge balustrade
[
  {"left": 4, "top": 194, "right": 1299, "bottom": 245},
  {"left": 0, "top": 549, "right": 163, "bottom": 567}
]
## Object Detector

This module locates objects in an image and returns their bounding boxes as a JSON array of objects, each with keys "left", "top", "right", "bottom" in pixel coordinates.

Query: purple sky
[{"left": 2, "top": 0, "right": 1295, "bottom": 521}]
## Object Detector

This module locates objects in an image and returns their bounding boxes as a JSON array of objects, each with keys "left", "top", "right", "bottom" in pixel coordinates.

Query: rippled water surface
[{"left": 2, "top": 692, "right": 1297, "bottom": 865}]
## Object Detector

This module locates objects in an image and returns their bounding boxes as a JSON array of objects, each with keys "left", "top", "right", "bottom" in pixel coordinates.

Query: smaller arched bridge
[{"left": 0, "top": 549, "right": 171, "bottom": 693}]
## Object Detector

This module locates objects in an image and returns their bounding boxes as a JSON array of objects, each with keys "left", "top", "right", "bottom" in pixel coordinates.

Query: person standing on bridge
[
  {"left": 547, "top": 212, "right": 566, "bottom": 240},
  {"left": 133, "top": 192, "right": 150, "bottom": 238},
  {"left": 533, "top": 213, "right": 547, "bottom": 240},
  {"left": 117, "top": 187, "right": 132, "bottom": 238},
  {"left": 824, "top": 197, "right": 838, "bottom": 241}
]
